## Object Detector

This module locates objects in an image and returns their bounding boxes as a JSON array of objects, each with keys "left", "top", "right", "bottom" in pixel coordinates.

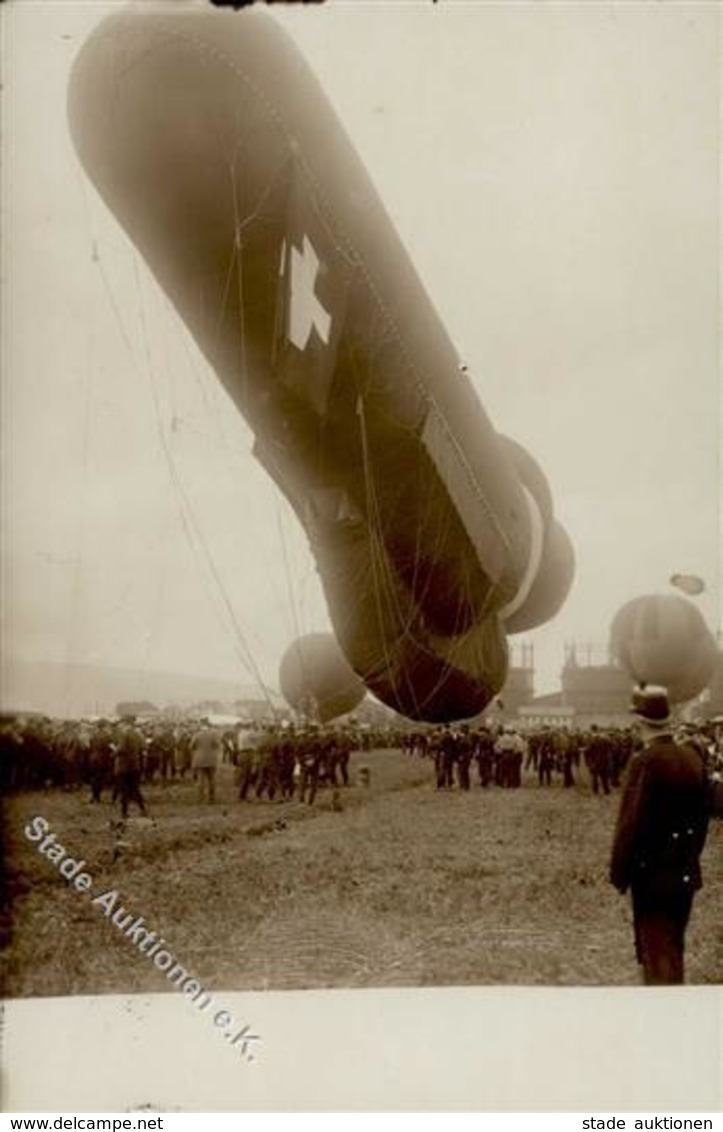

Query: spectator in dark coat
[
  {"left": 114, "top": 720, "right": 148, "bottom": 819},
  {"left": 610, "top": 686, "right": 710, "bottom": 985},
  {"left": 586, "top": 725, "right": 612, "bottom": 795}
]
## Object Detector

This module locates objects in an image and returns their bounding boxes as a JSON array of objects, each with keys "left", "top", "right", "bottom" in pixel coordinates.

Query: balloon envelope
[
  {"left": 279, "top": 633, "right": 366, "bottom": 723},
  {"left": 609, "top": 594, "right": 718, "bottom": 704},
  {"left": 68, "top": 8, "right": 574, "bottom": 721}
]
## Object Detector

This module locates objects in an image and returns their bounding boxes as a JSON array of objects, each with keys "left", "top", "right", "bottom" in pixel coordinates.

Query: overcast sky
[{"left": 2, "top": 0, "right": 720, "bottom": 712}]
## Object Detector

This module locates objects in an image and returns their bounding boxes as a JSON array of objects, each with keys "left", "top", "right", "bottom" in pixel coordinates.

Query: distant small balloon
[{"left": 670, "top": 573, "right": 705, "bottom": 597}]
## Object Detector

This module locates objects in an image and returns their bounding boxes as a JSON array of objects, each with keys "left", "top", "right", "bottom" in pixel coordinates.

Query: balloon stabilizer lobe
[
  {"left": 68, "top": 8, "right": 574, "bottom": 722},
  {"left": 497, "top": 437, "right": 575, "bottom": 634}
]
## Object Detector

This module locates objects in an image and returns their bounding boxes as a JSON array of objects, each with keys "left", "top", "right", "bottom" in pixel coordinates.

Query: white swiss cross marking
[{"left": 282, "top": 235, "right": 332, "bottom": 351}]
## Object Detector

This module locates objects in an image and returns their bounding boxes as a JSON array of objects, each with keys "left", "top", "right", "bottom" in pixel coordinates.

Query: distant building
[
  {"left": 116, "top": 699, "right": 158, "bottom": 719},
  {"left": 503, "top": 642, "right": 535, "bottom": 711},
  {"left": 233, "top": 697, "right": 285, "bottom": 722},
  {"left": 520, "top": 641, "right": 723, "bottom": 728},
  {"left": 513, "top": 643, "right": 635, "bottom": 727},
  {"left": 518, "top": 702, "right": 575, "bottom": 727},
  {"left": 560, "top": 642, "right": 634, "bottom": 721}
]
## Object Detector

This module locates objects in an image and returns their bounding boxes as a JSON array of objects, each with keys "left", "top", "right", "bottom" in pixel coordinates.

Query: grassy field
[{"left": 2, "top": 749, "right": 721, "bottom": 996}]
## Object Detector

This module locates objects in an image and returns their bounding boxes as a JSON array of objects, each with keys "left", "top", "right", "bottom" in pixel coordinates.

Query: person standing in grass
[
  {"left": 115, "top": 718, "right": 148, "bottom": 820},
  {"left": 585, "top": 725, "right": 612, "bottom": 795},
  {"left": 191, "top": 721, "right": 222, "bottom": 804},
  {"left": 610, "top": 685, "right": 710, "bottom": 985}
]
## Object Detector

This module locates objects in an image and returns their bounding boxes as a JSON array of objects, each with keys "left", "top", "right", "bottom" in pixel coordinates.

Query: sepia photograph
[{"left": 1, "top": 0, "right": 721, "bottom": 1112}]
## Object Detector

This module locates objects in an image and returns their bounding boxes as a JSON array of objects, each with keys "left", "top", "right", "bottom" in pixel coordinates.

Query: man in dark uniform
[
  {"left": 88, "top": 721, "right": 113, "bottom": 803},
  {"left": 115, "top": 719, "right": 148, "bottom": 820},
  {"left": 559, "top": 730, "right": 575, "bottom": 788},
  {"left": 456, "top": 725, "right": 473, "bottom": 791},
  {"left": 439, "top": 725, "right": 458, "bottom": 789},
  {"left": 610, "top": 686, "right": 710, "bottom": 985},
  {"left": 237, "top": 741, "right": 260, "bottom": 801},
  {"left": 537, "top": 731, "right": 555, "bottom": 787},
  {"left": 475, "top": 728, "right": 494, "bottom": 787},
  {"left": 586, "top": 725, "right": 612, "bottom": 795},
  {"left": 297, "top": 730, "right": 323, "bottom": 805}
]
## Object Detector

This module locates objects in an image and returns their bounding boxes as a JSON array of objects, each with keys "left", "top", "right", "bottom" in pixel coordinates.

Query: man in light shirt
[{"left": 191, "top": 722, "right": 222, "bottom": 804}]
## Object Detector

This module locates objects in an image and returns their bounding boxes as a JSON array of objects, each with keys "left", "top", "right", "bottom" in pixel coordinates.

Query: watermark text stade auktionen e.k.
[{"left": 23, "top": 815, "right": 261, "bottom": 1062}]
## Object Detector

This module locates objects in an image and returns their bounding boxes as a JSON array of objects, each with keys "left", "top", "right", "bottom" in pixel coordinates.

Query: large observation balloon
[
  {"left": 68, "top": 8, "right": 573, "bottom": 721},
  {"left": 610, "top": 593, "right": 718, "bottom": 704},
  {"left": 279, "top": 633, "right": 366, "bottom": 723}
]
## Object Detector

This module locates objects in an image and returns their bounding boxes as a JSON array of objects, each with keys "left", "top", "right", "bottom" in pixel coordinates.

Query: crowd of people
[
  {"left": 409, "top": 705, "right": 723, "bottom": 985},
  {"left": 2, "top": 695, "right": 722, "bottom": 987},
  {"left": 402, "top": 720, "right": 723, "bottom": 797},
  {"left": 2, "top": 710, "right": 721, "bottom": 816},
  {"left": 402, "top": 723, "right": 636, "bottom": 792},
  {"left": 0, "top": 714, "right": 397, "bottom": 813}
]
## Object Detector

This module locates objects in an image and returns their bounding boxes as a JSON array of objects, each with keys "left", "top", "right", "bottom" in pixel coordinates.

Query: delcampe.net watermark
[{"left": 24, "top": 815, "right": 261, "bottom": 1063}]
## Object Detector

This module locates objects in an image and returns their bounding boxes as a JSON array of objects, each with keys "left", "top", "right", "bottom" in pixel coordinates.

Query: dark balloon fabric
[
  {"left": 68, "top": 8, "right": 573, "bottom": 721},
  {"left": 610, "top": 594, "right": 718, "bottom": 704},
  {"left": 279, "top": 633, "right": 365, "bottom": 723}
]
